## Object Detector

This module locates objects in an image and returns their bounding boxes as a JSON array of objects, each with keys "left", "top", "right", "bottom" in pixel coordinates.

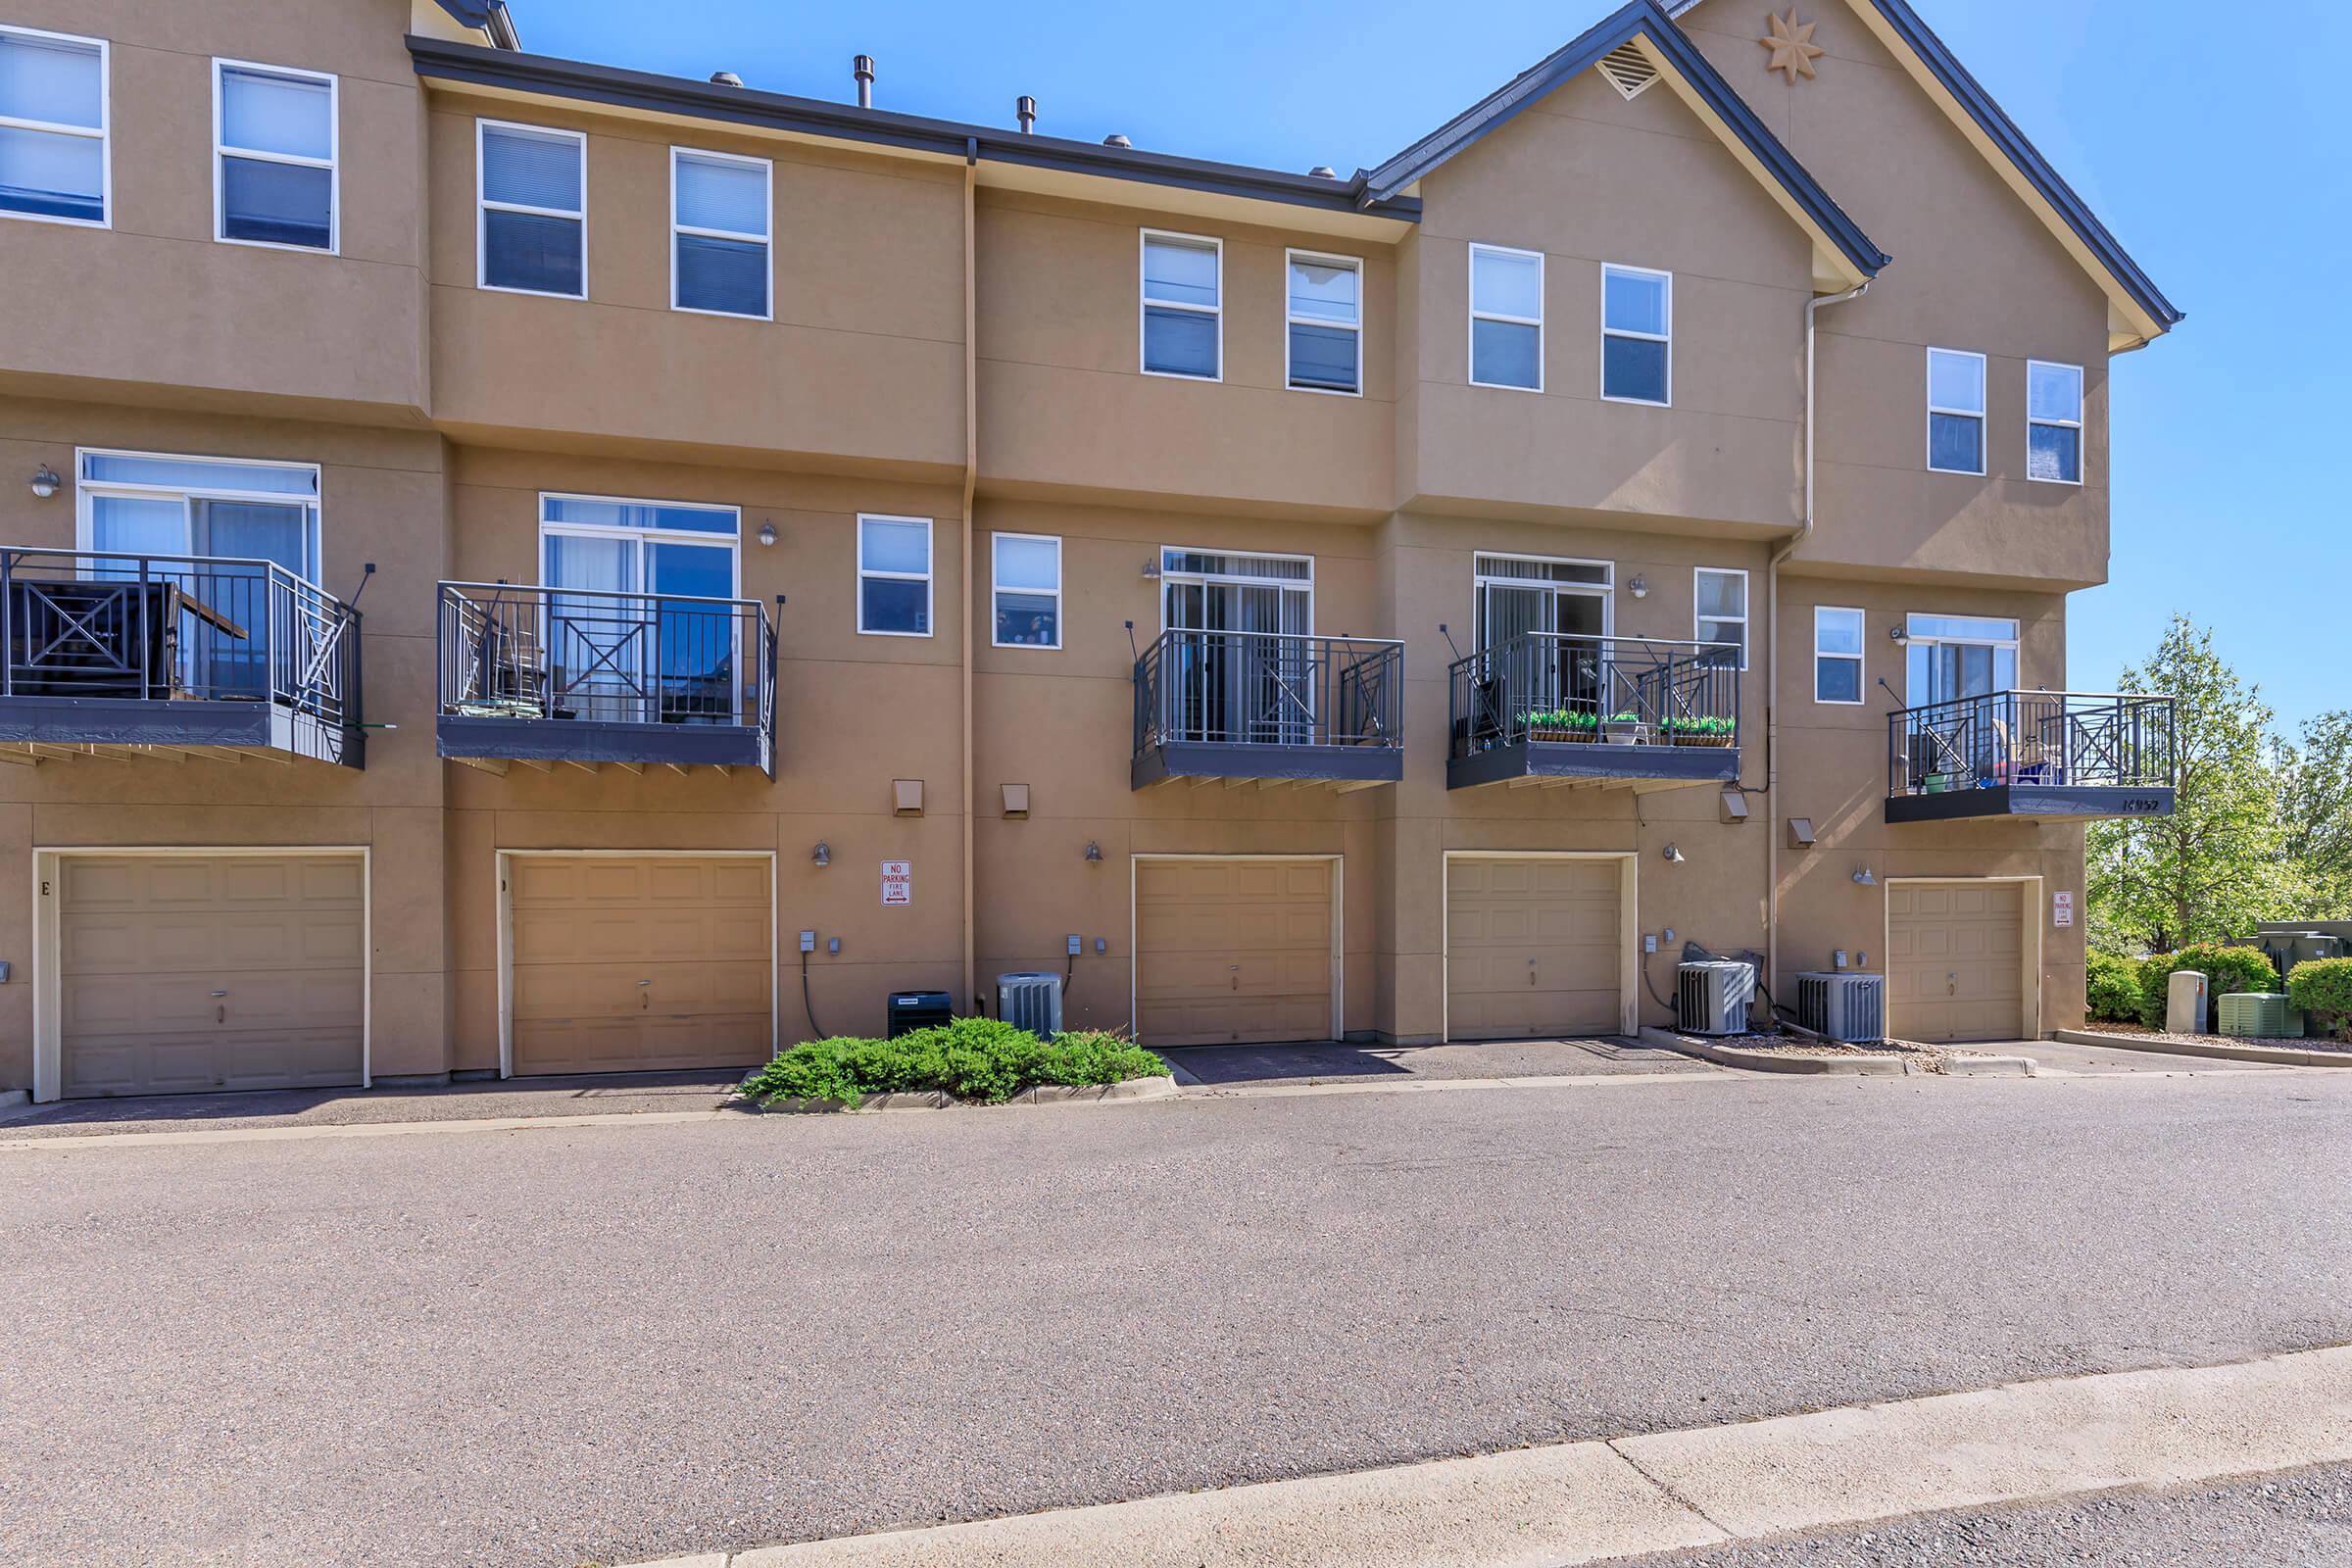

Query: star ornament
[{"left": 1758, "top": 8, "right": 1826, "bottom": 82}]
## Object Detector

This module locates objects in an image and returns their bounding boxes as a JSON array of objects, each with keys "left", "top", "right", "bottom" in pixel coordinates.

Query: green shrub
[
  {"left": 2084, "top": 951, "right": 2141, "bottom": 1022},
  {"left": 737, "top": 1016, "right": 1169, "bottom": 1108},
  {"left": 2134, "top": 944, "right": 2281, "bottom": 1030},
  {"left": 2286, "top": 957, "right": 2352, "bottom": 1042}
]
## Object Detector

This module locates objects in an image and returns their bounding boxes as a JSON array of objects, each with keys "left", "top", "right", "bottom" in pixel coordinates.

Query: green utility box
[{"left": 2217, "top": 992, "right": 2305, "bottom": 1040}]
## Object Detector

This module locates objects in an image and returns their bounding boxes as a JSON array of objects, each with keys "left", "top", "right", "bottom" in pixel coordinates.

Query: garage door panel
[
  {"left": 1135, "top": 859, "right": 1333, "bottom": 1049},
  {"left": 1446, "top": 857, "right": 1623, "bottom": 1042},
  {"left": 1888, "top": 882, "right": 2027, "bottom": 1044}
]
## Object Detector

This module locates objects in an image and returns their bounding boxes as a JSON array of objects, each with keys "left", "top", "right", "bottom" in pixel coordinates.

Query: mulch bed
[{"left": 2077, "top": 1021, "right": 2352, "bottom": 1055}]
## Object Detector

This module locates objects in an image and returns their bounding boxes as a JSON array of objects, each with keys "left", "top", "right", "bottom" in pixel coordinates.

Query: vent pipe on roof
[
  {"left": 1103, "top": 133, "right": 1132, "bottom": 149},
  {"left": 1016, "top": 95, "right": 1037, "bottom": 133},
  {"left": 1307, "top": 165, "right": 1338, "bottom": 178},
  {"left": 710, "top": 72, "right": 743, "bottom": 87},
  {"left": 853, "top": 55, "right": 874, "bottom": 108}
]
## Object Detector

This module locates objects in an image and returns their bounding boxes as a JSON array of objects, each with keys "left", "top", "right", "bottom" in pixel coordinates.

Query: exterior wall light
[
  {"left": 757, "top": 522, "right": 778, "bottom": 546},
  {"left": 1629, "top": 574, "right": 1648, "bottom": 599},
  {"left": 1889, "top": 625, "right": 1909, "bottom": 644},
  {"left": 1084, "top": 841, "right": 1103, "bottom": 861},
  {"left": 1852, "top": 865, "right": 1877, "bottom": 886},
  {"left": 1140, "top": 561, "right": 1161, "bottom": 580},
  {"left": 1661, "top": 842, "right": 1687, "bottom": 863},
  {"left": 811, "top": 842, "right": 831, "bottom": 866},
  {"left": 29, "top": 465, "right": 60, "bottom": 499}
]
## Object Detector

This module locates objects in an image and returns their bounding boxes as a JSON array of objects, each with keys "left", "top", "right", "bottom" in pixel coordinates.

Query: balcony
[
  {"left": 1887, "top": 690, "right": 2175, "bottom": 822},
  {"left": 436, "top": 583, "right": 777, "bottom": 776},
  {"left": 1132, "top": 630, "right": 1402, "bottom": 789},
  {"left": 0, "top": 550, "right": 363, "bottom": 767},
  {"left": 1447, "top": 634, "right": 1740, "bottom": 792}
]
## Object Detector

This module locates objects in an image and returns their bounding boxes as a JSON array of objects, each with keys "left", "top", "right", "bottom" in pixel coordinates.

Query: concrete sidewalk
[{"left": 621, "top": 1347, "right": 2352, "bottom": 1567}]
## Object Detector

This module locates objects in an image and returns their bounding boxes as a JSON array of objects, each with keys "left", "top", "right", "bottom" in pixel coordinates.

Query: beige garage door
[
  {"left": 509, "top": 855, "right": 772, "bottom": 1076},
  {"left": 1135, "top": 858, "right": 1333, "bottom": 1048},
  {"left": 60, "top": 854, "right": 365, "bottom": 1099},
  {"left": 1888, "top": 882, "right": 2027, "bottom": 1043},
  {"left": 1446, "top": 857, "right": 1623, "bottom": 1040}
]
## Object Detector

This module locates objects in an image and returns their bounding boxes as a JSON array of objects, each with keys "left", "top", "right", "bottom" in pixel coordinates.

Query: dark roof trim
[
  {"left": 1861, "top": 0, "right": 2180, "bottom": 328},
  {"left": 1360, "top": 0, "right": 1886, "bottom": 277},
  {"left": 408, "top": 37, "right": 1421, "bottom": 222},
  {"left": 433, "top": 0, "right": 521, "bottom": 51}
]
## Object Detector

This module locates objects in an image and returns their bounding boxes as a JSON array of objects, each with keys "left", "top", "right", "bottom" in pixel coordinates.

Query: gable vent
[{"left": 1596, "top": 41, "right": 1660, "bottom": 100}]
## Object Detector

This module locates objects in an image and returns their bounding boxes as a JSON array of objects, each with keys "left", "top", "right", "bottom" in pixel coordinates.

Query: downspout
[
  {"left": 1766, "top": 278, "right": 1869, "bottom": 1002},
  {"left": 960, "top": 142, "right": 979, "bottom": 1012}
]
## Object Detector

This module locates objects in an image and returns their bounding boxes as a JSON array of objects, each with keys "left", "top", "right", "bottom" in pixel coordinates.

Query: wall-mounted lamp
[
  {"left": 757, "top": 521, "right": 778, "bottom": 547},
  {"left": 1888, "top": 625, "right": 1910, "bottom": 644},
  {"left": 1852, "top": 865, "right": 1877, "bottom": 887},
  {"left": 811, "top": 842, "right": 831, "bottom": 867},
  {"left": 1661, "top": 842, "right": 1687, "bottom": 863},
  {"left": 1083, "top": 840, "right": 1103, "bottom": 862},
  {"left": 28, "top": 465, "right": 60, "bottom": 500},
  {"left": 1629, "top": 574, "right": 1648, "bottom": 599},
  {"left": 1141, "top": 560, "right": 1161, "bottom": 580}
]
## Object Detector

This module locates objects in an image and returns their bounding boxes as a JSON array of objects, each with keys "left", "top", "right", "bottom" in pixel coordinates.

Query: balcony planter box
[
  {"left": 1667, "top": 722, "right": 1736, "bottom": 749},
  {"left": 1525, "top": 711, "right": 1597, "bottom": 745}
]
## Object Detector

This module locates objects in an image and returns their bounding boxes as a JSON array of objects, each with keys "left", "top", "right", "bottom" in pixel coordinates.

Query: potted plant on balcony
[
  {"left": 1601, "top": 711, "right": 1647, "bottom": 746},
  {"left": 1665, "top": 715, "right": 1735, "bottom": 748},
  {"left": 1526, "top": 709, "right": 1596, "bottom": 744}
]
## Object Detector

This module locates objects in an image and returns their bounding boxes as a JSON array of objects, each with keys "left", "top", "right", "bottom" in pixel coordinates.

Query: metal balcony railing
[
  {"left": 1133, "top": 629, "right": 1402, "bottom": 760},
  {"left": 436, "top": 582, "right": 777, "bottom": 767},
  {"left": 1889, "top": 690, "right": 2176, "bottom": 798},
  {"left": 1448, "top": 633, "right": 1740, "bottom": 759},
  {"left": 0, "top": 547, "right": 362, "bottom": 732}
]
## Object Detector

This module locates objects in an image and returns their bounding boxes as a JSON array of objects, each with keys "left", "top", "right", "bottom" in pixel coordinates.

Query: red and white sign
[
  {"left": 881, "top": 859, "right": 913, "bottom": 906},
  {"left": 2052, "top": 891, "right": 2075, "bottom": 928}
]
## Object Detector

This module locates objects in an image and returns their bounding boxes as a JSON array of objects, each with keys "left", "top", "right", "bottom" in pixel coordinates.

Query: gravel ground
[
  {"left": 1625, "top": 1464, "right": 2352, "bottom": 1566},
  {"left": 2077, "top": 1021, "right": 2352, "bottom": 1055},
  {"left": 1675, "top": 1032, "right": 1987, "bottom": 1072},
  {"left": 2, "top": 1070, "right": 2346, "bottom": 1567}
]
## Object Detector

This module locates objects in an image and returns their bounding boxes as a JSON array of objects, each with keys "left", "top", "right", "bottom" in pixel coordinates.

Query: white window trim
[
  {"left": 1926, "top": 346, "right": 1987, "bottom": 475},
  {"left": 1693, "top": 566, "right": 1747, "bottom": 670},
  {"left": 1903, "top": 612, "right": 2021, "bottom": 707},
  {"left": 857, "top": 514, "right": 935, "bottom": 638},
  {"left": 1814, "top": 605, "right": 1866, "bottom": 706},
  {"left": 74, "top": 446, "right": 326, "bottom": 584},
  {"left": 476, "top": 117, "right": 586, "bottom": 299},
  {"left": 0, "top": 24, "right": 110, "bottom": 231},
  {"left": 1469, "top": 553, "right": 1614, "bottom": 647},
  {"left": 537, "top": 490, "right": 744, "bottom": 602},
  {"left": 1284, "top": 247, "right": 1363, "bottom": 398},
  {"left": 211, "top": 57, "right": 338, "bottom": 255},
  {"left": 1599, "top": 263, "right": 1672, "bottom": 407},
  {"left": 1156, "top": 545, "right": 1315, "bottom": 635},
  {"left": 990, "top": 531, "right": 1062, "bottom": 650},
  {"left": 1140, "top": 228, "right": 1222, "bottom": 382},
  {"left": 2026, "top": 359, "right": 2084, "bottom": 487},
  {"left": 668, "top": 145, "right": 772, "bottom": 321},
  {"left": 1467, "top": 241, "right": 1544, "bottom": 393}
]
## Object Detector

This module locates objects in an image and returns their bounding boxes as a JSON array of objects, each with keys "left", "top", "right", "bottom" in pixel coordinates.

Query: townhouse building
[{"left": 0, "top": 0, "right": 2179, "bottom": 1100}]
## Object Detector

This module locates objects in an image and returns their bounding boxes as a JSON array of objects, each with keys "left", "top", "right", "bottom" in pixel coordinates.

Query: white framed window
[
  {"left": 1600, "top": 264, "right": 1671, "bottom": 405},
  {"left": 992, "top": 532, "right": 1061, "bottom": 649},
  {"left": 2027, "top": 361, "right": 2083, "bottom": 485},
  {"left": 1141, "top": 229, "right": 1220, "bottom": 380},
  {"left": 0, "top": 24, "right": 109, "bottom": 228},
  {"left": 1694, "top": 567, "right": 1747, "bottom": 669},
  {"left": 76, "top": 449, "right": 323, "bottom": 582},
  {"left": 1286, "top": 249, "right": 1361, "bottom": 396},
  {"left": 1814, "top": 606, "right": 1864, "bottom": 705},
  {"left": 478, "top": 119, "right": 584, "bottom": 298},
  {"left": 213, "top": 60, "right": 336, "bottom": 252},
  {"left": 1468, "top": 242, "right": 1543, "bottom": 391},
  {"left": 1905, "top": 612, "right": 2019, "bottom": 707},
  {"left": 1471, "top": 554, "right": 1612, "bottom": 653},
  {"left": 1927, "top": 347, "right": 1985, "bottom": 474},
  {"left": 670, "top": 146, "right": 770, "bottom": 319},
  {"left": 858, "top": 514, "right": 933, "bottom": 637},
  {"left": 537, "top": 495, "right": 744, "bottom": 726}
]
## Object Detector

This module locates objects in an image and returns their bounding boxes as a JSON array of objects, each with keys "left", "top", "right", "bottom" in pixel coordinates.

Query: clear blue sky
[{"left": 512, "top": 0, "right": 2346, "bottom": 734}]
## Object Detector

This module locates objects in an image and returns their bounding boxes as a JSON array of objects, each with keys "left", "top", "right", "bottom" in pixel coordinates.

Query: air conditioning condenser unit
[
  {"left": 998, "top": 971, "right": 1064, "bottom": 1037},
  {"left": 1795, "top": 972, "right": 1886, "bottom": 1044},
  {"left": 1677, "top": 960, "right": 1755, "bottom": 1036}
]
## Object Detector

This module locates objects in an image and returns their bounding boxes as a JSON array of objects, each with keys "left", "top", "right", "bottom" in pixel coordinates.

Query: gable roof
[
  {"left": 1672, "top": 0, "right": 2180, "bottom": 344},
  {"left": 1361, "top": 0, "right": 1890, "bottom": 289},
  {"left": 433, "top": 0, "right": 519, "bottom": 51}
]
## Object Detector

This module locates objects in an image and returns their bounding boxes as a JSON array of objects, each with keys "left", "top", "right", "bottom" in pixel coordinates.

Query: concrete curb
[
  {"left": 1639, "top": 1027, "right": 2035, "bottom": 1077},
  {"left": 744, "top": 1075, "right": 1182, "bottom": 1114},
  {"left": 616, "top": 1344, "right": 2352, "bottom": 1568},
  {"left": 2054, "top": 1029, "right": 2352, "bottom": 1068}
]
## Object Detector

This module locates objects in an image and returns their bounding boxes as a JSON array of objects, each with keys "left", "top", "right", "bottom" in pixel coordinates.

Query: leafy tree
[
  {"left": 2275, "top": 710, "right": 2352, "bottom": 917},
  {"left": 2086, "top": 615, "right": 2301, "bottom": 952}
]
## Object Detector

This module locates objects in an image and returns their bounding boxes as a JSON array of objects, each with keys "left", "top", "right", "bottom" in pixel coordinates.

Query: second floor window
[
  {"left": 2028, "top": 361, "right": 2083, "bottom": 484},
  {"left": 1142, "top": 230, "right": 1220, "bottom": 379},
  {"left": 1814, "top": 607, "right": 1864, "bottom": 704},
  {"left": 1286, "top": 251, "right": 1361, "bottom": 395},
  {"left": 1927, "top": 348, "right": 1985, "bottom": 474},
  {"left": 1469, "top": 243, "right": 1543, "bottom": 390},
  {"left": 216, "top": 62, "right": 336, "bottom": 252},
  {"left": 1694, "top": 567, "right": 1747, "bottom": 669},
  {"left": 992, "top": 533, "right": 1061, "bottom": 649},
  {"left": 0, "top": 24, "right": 107, "bottom": 226},
  {"left": 672, "top": 148, "right": 770, "bottom": 318},
  {"left": 1601, "top": 265, "right": 1670, "bottom": 405},
  {"left": 858, "top": 514, "right": 933, "bottom": 636},
  {"left": 479, "top": 120, "right": 584, "bottom": 298}
]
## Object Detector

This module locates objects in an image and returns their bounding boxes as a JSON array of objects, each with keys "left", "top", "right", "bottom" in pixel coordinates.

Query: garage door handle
[
  {"left": 217, "top": 1004, "right": 225, "bottom": 1025},
  {"left": 210, "top": 990, "right": 228, "bottom": 998}
]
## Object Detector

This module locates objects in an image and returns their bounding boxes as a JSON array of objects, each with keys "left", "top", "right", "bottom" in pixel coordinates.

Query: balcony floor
[
  {"left": 1448, "top": 739, "right": 1740, "bottom": 793},
  {"left": 1886, "top": 783, "right": 2176, "bottom": 823},
  {"left": 437, "top": 714, "right": 772, "bottom": 776},
  {"left": 0, "top": 695, "right": 361, "bottom": 767},
  {"left": 1133, "top": 740, "right": 1402, "bottom": 791}
]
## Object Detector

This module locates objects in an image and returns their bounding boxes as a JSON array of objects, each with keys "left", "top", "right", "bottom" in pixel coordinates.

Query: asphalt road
[
  {"left": 2, "top": 1069, "right": 2347, "bottom": 1567},
  {"left": 1631, "top": 1463, "right": 2352, "bottom": 1566}
]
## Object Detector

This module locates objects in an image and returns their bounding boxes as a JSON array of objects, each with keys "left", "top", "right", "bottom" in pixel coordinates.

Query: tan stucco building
[{"left": 0, "top": 0, "right": 2180, "bottom": 1100}]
